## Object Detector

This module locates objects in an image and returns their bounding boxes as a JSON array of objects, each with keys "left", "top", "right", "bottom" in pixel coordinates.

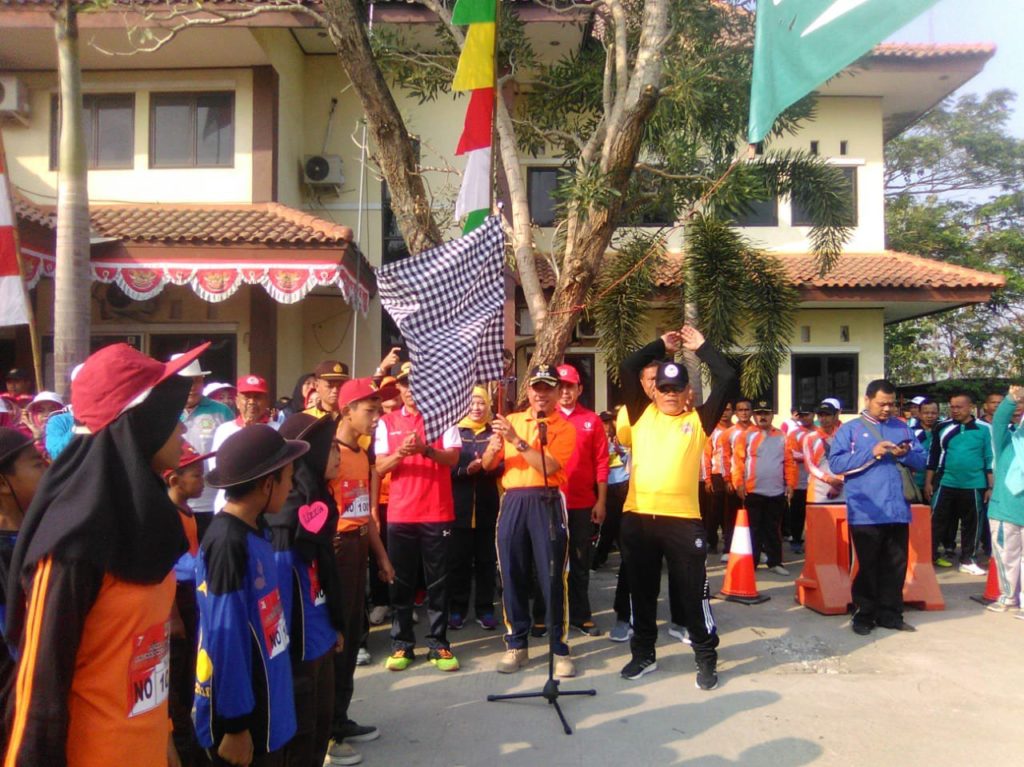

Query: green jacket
[{"left": 987, "top": 394, "right": 1024, "bottom": 526}]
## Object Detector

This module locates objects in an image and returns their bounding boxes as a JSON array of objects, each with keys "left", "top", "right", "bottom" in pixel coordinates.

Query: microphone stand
[{"left": 487, "top": 409, "right": 597, "bottom": 734}]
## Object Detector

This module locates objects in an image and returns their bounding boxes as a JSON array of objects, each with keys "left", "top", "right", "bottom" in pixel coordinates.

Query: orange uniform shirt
[
  {"left": 499, "top": 410, "right": 576, "bottom": 490},
  {"left": 332, "top": 444, "right": 372, "bottom": 533}
]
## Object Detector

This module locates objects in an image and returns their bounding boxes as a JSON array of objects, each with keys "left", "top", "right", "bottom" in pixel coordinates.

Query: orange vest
[{"left": 332, "top": 445, "right": 372, "bottom": 533}]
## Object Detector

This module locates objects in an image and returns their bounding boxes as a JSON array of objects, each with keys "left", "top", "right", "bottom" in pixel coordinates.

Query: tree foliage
[{"left": 884, "top": 90, "right": 1024, "bottom": 384}]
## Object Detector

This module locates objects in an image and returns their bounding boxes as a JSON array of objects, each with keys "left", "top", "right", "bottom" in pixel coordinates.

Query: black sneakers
[
  {"left": 620, "top": 655, "right": 658, "bottom": 680},
  {"left": 333, "top": 719, "right": 380, "bottom": 743},
  {"left": 695, "top": 657, "right": 718, "bottom": 690}
]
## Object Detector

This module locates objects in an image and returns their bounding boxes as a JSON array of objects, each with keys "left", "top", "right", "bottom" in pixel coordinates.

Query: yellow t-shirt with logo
[{"left": 618, "top": 403, "right": 704, "bottom": 519}]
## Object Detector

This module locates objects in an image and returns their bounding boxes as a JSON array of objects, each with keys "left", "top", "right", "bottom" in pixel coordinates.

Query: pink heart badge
[{"left": 299, "top": 501, "right": 329, "bottom": 534}]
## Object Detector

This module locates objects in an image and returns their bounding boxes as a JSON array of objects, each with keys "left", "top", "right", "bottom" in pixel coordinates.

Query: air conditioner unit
[
  {"left": 302, "top": 154, "right": 344, "bottom": 187},
  {"left": 576, "top": 317, "right": 599, "bottom": 340},
  {"left": 0, "top": 75, "right": 30, "bottom": 124}
]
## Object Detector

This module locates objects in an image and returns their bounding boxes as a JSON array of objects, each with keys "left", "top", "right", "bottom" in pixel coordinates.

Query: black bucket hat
[
  {"left": 0, "top": 427, "right": 34, "bottom": 467},
  {"left": 206, "top": 424, "right": 309, "bottom": 488}
]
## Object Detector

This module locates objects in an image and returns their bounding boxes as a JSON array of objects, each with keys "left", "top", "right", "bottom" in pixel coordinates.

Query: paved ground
[{"left": 344, "top": 552, "right": 1023, "bottom": 766}]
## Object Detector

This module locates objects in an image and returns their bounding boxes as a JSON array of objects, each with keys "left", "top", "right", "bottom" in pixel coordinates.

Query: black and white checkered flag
[{"left": 376, "top": 216, "right": 506, "bottom": 442}]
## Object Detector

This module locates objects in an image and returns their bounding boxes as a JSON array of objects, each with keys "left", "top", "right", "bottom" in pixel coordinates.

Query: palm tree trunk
[{"left": 53, "top": 0, "right": 91, "bottom": 398}]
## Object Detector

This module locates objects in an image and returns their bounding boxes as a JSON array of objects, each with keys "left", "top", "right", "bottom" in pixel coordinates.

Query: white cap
[
  {"left": 821, "top": 397, "right": 842, "bottom": 411},
  {"left": 203, "top": 382, "right": 235, "bottom": 397},
  {"left": 909, "top": 396, "right": 927, "bottom": 405},
  {"left": 27, "top": 391, "right": 64, "bottom": 410},
  {"left": 172, "top": 352, "right": 211, "bottom": 378}
]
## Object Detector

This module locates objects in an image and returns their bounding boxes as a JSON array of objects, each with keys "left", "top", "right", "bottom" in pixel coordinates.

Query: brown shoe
[
  {"left": 554, "top": 653, "right": 576, "bottom": 678},
  {"left": 496, "top": 648, "right": 529, "bottom": 674}
]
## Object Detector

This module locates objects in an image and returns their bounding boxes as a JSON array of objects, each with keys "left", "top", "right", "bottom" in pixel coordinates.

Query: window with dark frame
[
  {"left": 150, "top": 92, "right": 235, "bottom": 168},
  {"left": 728, "top": 196, "right": 779, "bottom": 227},
  {"left": 791, "top": 353, "right": 858, "bottom": 413},
  {"left": 527, "top": 167, "right": 562, "bottom": 227},
  {"left": 50, "top": 93, "right": 135, "bottom": 171},
  {"left": 791, "top": 166, "right": 857, "bottom": 227}
]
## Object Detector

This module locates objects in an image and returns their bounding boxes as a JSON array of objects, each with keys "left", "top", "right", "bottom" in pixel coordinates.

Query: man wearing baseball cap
[
  {"left": 4, "top": 341, "right": 207, "bottom": 767},
  {"left": 3, "top": 368, "right": 34, "bottom": 406},
  {"left": 210, "top": 374, "right": 276, "bottom": 513},
  {"left": 481, "top": 363, "right": 578, "bottom": 677},
  {"left": 174, "top": 354, "right": 233, "bottom": 537},
  {"left": 375, "top": 361, "right": 462, "bottom": 673},
  {"left": 194, "top": 425, "right": 309, "bottom": 765},
  {"left": 553, "top": 363, "right": 608, "bottom": 636},
  {"left": 616, "top": 326, "right": 737, "bottom": 689},
  {"left": 804, "top": 399, "right": 846, "bottom": 504},
  {"left": 732, "top": 400, "right": 796, "bottom": 575}
]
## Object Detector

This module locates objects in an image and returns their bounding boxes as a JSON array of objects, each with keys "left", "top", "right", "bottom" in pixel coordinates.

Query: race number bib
[
  {"left": 338, "top": 480, "right": 370, "bottom": 519},
  {"left": 127, "top": 621, "right": 170, "bottom": 718},
  {"left": 257, "top": 588, "right": 289, "bottom": 659},
  {"left": 308, "top": 560, "right": 327, "bottom": 607}
]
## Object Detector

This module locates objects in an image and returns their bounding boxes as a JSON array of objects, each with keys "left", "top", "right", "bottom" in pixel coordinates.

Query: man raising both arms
[{"left": 617, "top": 326, "right": 738, "bottom": 689}]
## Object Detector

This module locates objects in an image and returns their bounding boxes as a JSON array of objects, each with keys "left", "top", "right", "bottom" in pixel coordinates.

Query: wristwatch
[
  {"left": 515, "top": 439, "right": 529, "bottom": 452},
  {"left": 424, "top": 446, "right": 435, "bottom": 461}
]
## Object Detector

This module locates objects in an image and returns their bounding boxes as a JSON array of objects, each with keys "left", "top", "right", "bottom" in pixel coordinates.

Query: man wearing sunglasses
[{"left": 616, "top": 326, "right": 738, "bottom": 690}]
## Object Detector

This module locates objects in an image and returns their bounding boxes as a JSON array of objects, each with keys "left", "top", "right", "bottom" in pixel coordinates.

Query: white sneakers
[{"left": 496, "top": 648, "right": 529, "bottom": 673}]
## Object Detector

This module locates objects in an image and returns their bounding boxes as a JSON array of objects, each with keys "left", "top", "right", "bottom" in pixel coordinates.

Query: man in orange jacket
[{"left": 732, "top": 401, "right": 796, "bottom": 575}]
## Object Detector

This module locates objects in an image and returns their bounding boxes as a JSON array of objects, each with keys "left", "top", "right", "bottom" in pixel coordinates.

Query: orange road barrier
[
  {"left": 795, "top": 505, "right": 853, "bottom": 615},
  {"left": 969, "top": 548, "right": 1000, "bottom": 605},
  {"left": 796, "top": 503, "right": 944, "bottom": 614},
  {"left": 903, "top": 503, "right": 944, "bottom": 611},
  {"left": 717, "top": 507, "right": 770, "bottom": 605}
]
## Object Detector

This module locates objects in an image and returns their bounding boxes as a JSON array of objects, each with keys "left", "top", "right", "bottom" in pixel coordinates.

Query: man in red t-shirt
[
  {"left": 552, "top": 364, "right": 608, "bottom": 635},
  {"left": 375, "top": 362, "right": 462, "bottom": 672}
]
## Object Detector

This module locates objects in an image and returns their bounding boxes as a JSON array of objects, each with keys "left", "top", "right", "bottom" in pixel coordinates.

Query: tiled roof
[
  {"left": 869, "top": 42, "right": 997, "bottom": 60},
  {"left": 15, "top": 199, "right": 354, "bottom": 245},
  {"left": 531, "top": 250, "right": 1004, "bottom": 292}
]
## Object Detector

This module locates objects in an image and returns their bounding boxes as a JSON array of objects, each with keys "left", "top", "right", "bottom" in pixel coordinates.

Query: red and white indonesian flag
[{"left": 0, "top": 152, "right": 30, "bottom": 327}]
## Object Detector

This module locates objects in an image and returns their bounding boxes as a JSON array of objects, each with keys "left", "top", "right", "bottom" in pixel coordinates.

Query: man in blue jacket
[{"left": 829, "top": 379, "right": 927, "bottom": 636}]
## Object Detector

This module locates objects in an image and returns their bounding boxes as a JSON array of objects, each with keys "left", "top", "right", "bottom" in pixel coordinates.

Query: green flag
[
  {"left": 452, "top": 0, "right": 496, "bottom": 25},
  {"left": 748, "top": 0, "right": 940, "bottom": 143}
]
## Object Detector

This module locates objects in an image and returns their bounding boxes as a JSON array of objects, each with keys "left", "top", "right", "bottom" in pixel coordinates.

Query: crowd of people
[{"left": 0, "top": 330, "right": 1021, "bottom": 766}]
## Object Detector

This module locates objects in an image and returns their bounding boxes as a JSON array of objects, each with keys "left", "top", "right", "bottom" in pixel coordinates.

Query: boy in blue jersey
[
  {"left": 165, "top": 441, "right": 215, "bottom": 767},
  {"left": 195, "top": 425, "right": 309, "bottom": 766}
]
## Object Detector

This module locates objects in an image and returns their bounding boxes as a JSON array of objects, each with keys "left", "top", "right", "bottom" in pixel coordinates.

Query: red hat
[
  {"left": 163, "top": 440, "right": 215, "bottom": 480},
  {"left": 72, "top": 342, "right": 210, "bottom": 434},
  {"left": 338, "top": 377, "right": 399, "bottom": 411},
  {"left": 237, "top": 374, "right": 269, "bottom": 395},
  {"left": 556, "top": 364, "right": 581, "bottom": 385}
]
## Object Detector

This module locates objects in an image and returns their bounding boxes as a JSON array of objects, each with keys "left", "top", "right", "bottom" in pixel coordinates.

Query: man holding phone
[{"left": 828, "top": 379, "right": 927, "bottom": 636}]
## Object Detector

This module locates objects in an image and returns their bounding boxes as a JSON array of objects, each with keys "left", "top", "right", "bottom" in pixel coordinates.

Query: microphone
[{"left": 535, "top": 409, "right": 548, "bottom": 446}]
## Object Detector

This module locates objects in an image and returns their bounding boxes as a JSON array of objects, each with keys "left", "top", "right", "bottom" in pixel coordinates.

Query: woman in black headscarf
[
  {"left": 272, "top": 413, "right": 345, "bottom": 767},
  {"left": 281, "top": 373, "right": 316, "bottom": 419},
  {"left": 3, "top": 342, "right": 207, "bottom": 767}
]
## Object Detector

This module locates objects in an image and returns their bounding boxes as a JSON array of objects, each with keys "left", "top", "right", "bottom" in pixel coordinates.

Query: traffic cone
[
  {"left": 718, "top": 506, "right": 770, "bottom": 605},
  {"left": 970, "top": 558, "right": 1000, "bottom": 605}
]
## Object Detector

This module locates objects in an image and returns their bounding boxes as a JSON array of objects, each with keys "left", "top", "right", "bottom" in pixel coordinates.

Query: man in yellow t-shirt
[{"left": 616, "top": 326, "right": 738, "bottom": 690}]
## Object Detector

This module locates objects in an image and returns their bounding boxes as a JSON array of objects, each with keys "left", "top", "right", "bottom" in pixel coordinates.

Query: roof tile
[
  {"left": 529, "top": 250, "right": 1004, "bottom": 292},
  {"left": 14, "top": 198, "right": 354, "bottom": 245}
]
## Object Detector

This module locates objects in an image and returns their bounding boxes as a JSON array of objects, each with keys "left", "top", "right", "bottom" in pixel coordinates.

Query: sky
[{"left": 890, "top": 0, "right": 1024, "bottom": 137}]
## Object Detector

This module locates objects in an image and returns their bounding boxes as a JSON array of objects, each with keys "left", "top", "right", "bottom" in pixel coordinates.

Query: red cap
[
  {"left": 338, "top": 377, "right": 399, "bottom": 411},
  {"left": 72, "top": 342, "right": 210, "bottom": 434},
  {"left": 163, "top": 440, "right": 215, "bottom": 480},
  {"left": 236, "top": 374, "right": 269, "bottom": 395},
  {"left": 556, "top": 364, "right": 580, "bottom": 385}
]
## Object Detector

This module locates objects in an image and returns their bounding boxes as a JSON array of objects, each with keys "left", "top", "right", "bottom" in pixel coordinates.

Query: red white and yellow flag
[{"left": 452, "top": 0, "right": 497, "bottom": 233}]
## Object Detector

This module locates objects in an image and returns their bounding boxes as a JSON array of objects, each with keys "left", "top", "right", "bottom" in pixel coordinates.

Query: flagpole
[{"left": 0, "top": 131, "right": 44, "bottom": 391}]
